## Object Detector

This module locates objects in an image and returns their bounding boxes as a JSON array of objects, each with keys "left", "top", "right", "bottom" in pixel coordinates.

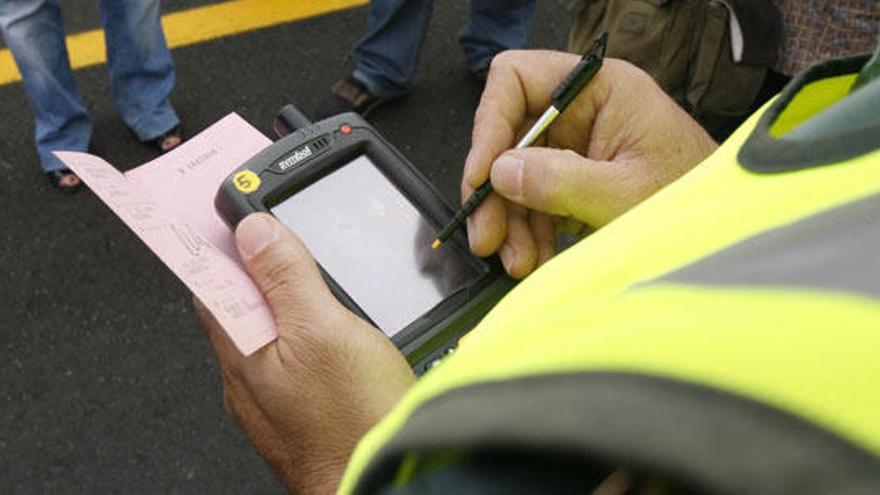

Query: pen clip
[
  {"left": 591, "top": 31, "right": 608, "bottom": 60},
  {"left": 550, "top": 32, "right": 608, "bottom": 110}
]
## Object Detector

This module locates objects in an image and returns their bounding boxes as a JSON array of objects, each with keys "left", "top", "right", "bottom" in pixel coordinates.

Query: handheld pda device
[{"left": 215, "top": 107, "right": 515, "bottom": 373}]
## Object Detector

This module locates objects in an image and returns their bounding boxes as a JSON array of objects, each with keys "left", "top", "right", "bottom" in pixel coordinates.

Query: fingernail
[
  {"left": 236, "top": 214, "right": 280, "bottom": 260},
  {"left": 463, "top": 151, "right": 479, "bottom": 186},
  {"left": 499, "top": 242, "right": 517, "bottom": 273},
  {"left": 467, "top": 217, "right": 477, "bottom": 251},
  {"left": 491, "top": 155, "right": 524, "bottom": 199},
  {"left": 463, "top": 152, "right": 474, "bottom": 179}
]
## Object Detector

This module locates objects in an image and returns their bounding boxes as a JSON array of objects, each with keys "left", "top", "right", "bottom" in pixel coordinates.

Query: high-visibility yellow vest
[{"left": 341, "top": 54, "right": 880, "bottom": 494}]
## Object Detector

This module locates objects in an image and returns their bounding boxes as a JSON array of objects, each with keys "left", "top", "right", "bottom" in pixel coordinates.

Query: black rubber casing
[{"left": 215, "top": 113, "right": 515, "bottom": 374}]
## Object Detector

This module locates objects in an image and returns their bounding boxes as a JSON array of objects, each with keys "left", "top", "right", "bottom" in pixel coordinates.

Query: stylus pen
[{"left": 432, "top": 32, "right": 608, "bottom": 250}]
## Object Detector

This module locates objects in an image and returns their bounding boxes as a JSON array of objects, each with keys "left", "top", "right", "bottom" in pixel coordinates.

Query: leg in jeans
[
  {"left": 459, "top": 0, "right": 536, "bottom": 73},
  {"left": 352, "top": 0, "right": 433, "bottom": 100},
  {"left": 0, "top": 0, "right": 91, "bottom": 173},
  {"left": 100, "top": 0, "right": 179, "bottom": 142}
]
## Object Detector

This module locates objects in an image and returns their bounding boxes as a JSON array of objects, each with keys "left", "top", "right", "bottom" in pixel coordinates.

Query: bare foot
[
  {"left": 160, "top": 134, "right": 182, "bottom": 152},
  {"left": 58, "top": 173, "right": 81, "bottom": 188},
  {"left": 153, "top": 125, "right": 183, "bottom": 153},
  {"left": 47, "top": 169, "right": 83, "bottom": 194}
]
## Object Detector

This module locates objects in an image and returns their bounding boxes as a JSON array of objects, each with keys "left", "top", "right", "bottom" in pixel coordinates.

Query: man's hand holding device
[
  {"left": 203, "top": 104, "right": 512, "bottom": 493},
  {"left": 195, "top": 213, "right": 415, "bottom": 494}
]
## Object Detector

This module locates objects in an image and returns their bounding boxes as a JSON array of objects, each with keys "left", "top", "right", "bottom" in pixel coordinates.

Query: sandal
[
  {"left": 46, "top": 168, "right": 82, "bottom": 194},
  {"left": 312, "top": 76, "right": 386, "bottom": 120},
  {"left": 152, "top": 125, "right": 183, "bottom": 153}
]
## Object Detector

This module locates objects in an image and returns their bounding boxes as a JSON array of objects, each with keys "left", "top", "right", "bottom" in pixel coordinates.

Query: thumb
[
  {"left": 489, "top": 148, "right": 617, "bottom": 225},
  {"left": 235, "top": 213, "right": 337, "bottom": 327}
]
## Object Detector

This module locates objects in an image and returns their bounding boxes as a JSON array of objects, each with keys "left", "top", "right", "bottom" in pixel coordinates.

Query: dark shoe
[
  {"left": 152, "top": 125, "right": 183, "bottom": 153},
  {"left": 46, "top": 169, "right": 82, "bottom": 194},
  {"left": 312, "top": 76, "right": 385, "bottom": 120}
]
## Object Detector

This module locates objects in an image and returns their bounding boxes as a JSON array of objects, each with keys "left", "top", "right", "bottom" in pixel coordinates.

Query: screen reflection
[{"left": 270, "top": 155, "right": 482, "bottom": 336}]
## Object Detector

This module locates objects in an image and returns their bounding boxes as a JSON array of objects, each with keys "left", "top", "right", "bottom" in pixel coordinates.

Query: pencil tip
[{"left": 431, "top": 239, "right": 442, "bottom": 250}]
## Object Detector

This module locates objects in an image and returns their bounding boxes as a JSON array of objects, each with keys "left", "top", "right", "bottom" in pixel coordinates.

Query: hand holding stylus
[{"left": 461, "top": 50, "right": 717, "bottom": 278}]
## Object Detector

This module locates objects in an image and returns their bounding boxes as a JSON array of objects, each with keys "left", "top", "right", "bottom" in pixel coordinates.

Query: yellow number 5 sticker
[{"left": 233, "top": 170, "right": 261, "bottom": 194}]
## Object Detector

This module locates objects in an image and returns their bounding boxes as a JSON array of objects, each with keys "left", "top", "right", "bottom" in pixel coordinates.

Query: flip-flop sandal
[
  {"left": 153, "top": 125, "right": 183, "bottom": 153},
  {"left": 46, "top": 168, "right": 83, "bottom": 194}
]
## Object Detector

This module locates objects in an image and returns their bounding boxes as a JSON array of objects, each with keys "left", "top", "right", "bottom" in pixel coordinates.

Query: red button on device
[{"left": 340, "top": 124, "right": 352, "bottom": 134}]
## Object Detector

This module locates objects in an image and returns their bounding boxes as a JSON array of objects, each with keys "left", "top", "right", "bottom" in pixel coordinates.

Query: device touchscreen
[{"left": 269, "top": 155, "right": 484, "bottom": 337}]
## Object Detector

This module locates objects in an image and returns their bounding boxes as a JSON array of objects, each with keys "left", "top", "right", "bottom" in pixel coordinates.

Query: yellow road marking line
[{"left": 0, "top": 0, "right": 366, "bottom": 86}]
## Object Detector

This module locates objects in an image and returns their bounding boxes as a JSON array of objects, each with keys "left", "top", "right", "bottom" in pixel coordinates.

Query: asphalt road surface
[{"left": 0, "top": 1, "right": 569, "bottom": 492}]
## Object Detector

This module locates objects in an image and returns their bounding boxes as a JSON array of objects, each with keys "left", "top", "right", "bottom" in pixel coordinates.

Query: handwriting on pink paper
[{"left": 56, "top": 114, "right": 276, "bottom": 355}]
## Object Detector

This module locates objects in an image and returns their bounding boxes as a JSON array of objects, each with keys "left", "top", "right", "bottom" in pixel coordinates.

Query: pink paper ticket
[{"left": 57, "top": 114, "right": 276, "bottom": 355}]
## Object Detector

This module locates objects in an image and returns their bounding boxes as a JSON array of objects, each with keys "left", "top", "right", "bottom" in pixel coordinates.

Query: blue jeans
[
  {"left": 0, "top": 0, "right": 179, "bottom": 172},
  {"left": 353, "top": 0, "right": 536, "bottom": 100}
]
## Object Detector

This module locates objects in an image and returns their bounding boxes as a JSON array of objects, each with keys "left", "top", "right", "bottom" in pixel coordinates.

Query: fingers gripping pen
[{"left": 432, "top": 32, "right": 608, "bottom": 249}]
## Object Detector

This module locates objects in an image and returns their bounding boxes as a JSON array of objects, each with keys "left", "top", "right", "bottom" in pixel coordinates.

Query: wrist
[{"left": 276, "top": 450, "right": 349, "bottom": 494}]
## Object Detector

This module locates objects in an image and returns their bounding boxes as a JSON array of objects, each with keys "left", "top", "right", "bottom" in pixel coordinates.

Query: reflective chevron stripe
[{"left": 656, "top": 192, "right": 880, "bottom": 299}]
